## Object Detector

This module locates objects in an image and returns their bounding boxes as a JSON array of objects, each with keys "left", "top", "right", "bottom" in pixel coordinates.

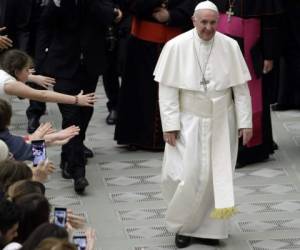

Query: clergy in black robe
[
  {"left": 114, "top": 0, "right": 195, "bottom": 150},
  {"left": 274, "top": 0, "right": 300, "bottom": 110},
  {"left": 197, "top": 0, "right": 283, "bottom": 166}
]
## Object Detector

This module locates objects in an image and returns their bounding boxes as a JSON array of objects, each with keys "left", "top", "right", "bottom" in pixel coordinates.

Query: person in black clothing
[
  {"left": 272, "top": 0, "right": 300, "bottom": 111},
  {"left": 36, "top": 0, "right": 122, "bottom": 193},
  {"left": 26, "top": 0, "right": 49, "bottom": 134},
  {"left": 0, "top": 0, "right": 55, "bottom": 133},
  {"left": 102, "top": 0, "right": 131, "bottom": 125},
  {"left": 114, "top": 0, "right": 194, "bottom": 151},
  {"left": 0, "top": 0, "right": 31, "bottom": 51}
]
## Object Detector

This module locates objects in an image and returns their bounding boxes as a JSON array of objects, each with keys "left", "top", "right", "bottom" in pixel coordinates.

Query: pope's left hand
[{"left": 239, "top": 128, "right": 253, "bottom": 145}]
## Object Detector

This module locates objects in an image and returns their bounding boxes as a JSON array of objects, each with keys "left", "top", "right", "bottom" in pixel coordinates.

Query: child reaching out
[{"left": 0, "top": 49, "right": 96, "bottom": 106}]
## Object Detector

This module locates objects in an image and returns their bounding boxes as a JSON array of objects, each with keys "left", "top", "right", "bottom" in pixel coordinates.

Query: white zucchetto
[{"left": 195, "top": 1, "right": 219, "bottom": 13}]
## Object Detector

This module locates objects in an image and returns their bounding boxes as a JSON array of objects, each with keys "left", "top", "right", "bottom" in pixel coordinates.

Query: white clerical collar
[{"left": 193, "top": 28, "right": 214, "bottom": 46}]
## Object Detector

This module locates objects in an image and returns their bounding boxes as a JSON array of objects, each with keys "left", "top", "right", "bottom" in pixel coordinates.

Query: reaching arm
[
  {"left": 3, "top": 81, "right": 96, "bottom": 107},
  {"left": 27, "top": 74, "right": 56, "bottom": 89}
]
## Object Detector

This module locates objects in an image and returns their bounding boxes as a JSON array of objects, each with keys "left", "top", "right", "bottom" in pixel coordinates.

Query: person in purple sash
[{"left": 197, "top": 0, "right": 283, "bottom": 167}]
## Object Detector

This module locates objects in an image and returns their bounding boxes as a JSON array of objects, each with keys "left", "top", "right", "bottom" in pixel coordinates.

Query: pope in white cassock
[{"left": 154, "top": 1, "right": 253, "bottom": 248}]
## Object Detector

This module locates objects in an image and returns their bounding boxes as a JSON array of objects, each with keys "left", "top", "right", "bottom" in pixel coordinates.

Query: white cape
[{"left": 154, "top": 29, "right": 251, "bottom": 91}]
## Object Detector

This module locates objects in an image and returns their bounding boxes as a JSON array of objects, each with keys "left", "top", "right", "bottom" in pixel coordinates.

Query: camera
[
  {"left": 73, "top": 235, "right": 87, "bottom": 250},
  {"left": 54, "top": 207, "right": 67, "bottom": 228},
  {"left": 31, "top": 140, "right": 46, "bottom": 166}
]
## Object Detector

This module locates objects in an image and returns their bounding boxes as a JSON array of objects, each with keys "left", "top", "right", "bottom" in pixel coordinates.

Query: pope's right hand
[{"left": 163, "top": 131, "right": 178, "bottom": 147}]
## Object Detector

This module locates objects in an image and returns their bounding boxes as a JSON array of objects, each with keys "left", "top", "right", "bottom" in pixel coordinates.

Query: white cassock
[{"left": 154, "top": 29, "right": 252, "bottom": 239}]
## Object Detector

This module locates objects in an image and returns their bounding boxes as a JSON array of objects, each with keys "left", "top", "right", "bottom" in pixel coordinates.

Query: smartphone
[
  {"left": 73, "top": 235, "right": 87, "bottom": 250},
  {"left": 31, "top": 140, "right": 46, "bottom": 166},
  {"left": 54, "top": 207, "right": 67, "bottom": 228}
]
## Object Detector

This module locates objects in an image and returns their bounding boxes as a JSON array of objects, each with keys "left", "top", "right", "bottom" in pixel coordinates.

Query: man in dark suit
[
  {"left": 0, "top": 0, "right": 33, "bottom": 51},
  {"left": 36, "top": 0, "right": 122, "bottom": 193}
]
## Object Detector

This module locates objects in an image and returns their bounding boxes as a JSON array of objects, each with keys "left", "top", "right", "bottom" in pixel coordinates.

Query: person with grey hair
[{"left": 154, "top": 1, "right": 253, "bottom": 248}]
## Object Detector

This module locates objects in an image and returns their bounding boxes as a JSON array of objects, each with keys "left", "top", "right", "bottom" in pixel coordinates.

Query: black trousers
[
  {"left": 54, "top": 66, "right": 98, "bottom": 179},
  {"left": 102, "top": 49, "right": 120, "bottom": 112},
  {"left": 26, "top": 82, "right": 47, "bottom": 119}
]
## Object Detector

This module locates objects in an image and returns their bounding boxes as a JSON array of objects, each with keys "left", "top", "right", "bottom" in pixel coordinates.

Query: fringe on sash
[{"left": 210, "top": 207, "right": 237, "bottom": 220}]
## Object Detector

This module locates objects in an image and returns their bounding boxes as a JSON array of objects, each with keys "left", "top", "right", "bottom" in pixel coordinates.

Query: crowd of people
[{"left": 0, "top": 0, "right": 299, "bottom": 249}]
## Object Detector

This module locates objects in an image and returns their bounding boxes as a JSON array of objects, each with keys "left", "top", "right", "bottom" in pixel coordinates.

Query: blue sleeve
[{"left": 0, "top": 129, "right": 33, "bottom": 161}]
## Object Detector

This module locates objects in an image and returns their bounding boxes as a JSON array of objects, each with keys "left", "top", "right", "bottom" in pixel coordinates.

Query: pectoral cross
[
  {"left": 200, "top": 78, "right": 209, "bottom": 92},
  {"left": 226, "top": 6, "right": 234, "bottom": 22}
]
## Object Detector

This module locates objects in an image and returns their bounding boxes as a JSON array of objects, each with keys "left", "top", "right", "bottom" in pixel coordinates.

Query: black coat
[
  {"left": 0, "top": 0, "right": 33, "bottom": 51},
  {"left": 35, "top": 0, "right": 115, "bottom": 78},
  {"left": 128, "top": 0, "right": 195, "bottom": 30}
]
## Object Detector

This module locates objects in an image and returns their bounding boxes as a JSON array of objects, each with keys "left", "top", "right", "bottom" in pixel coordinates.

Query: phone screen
[
  {"left": 73, "top": 236, "right": 87, "bottom": 250},
  {"left": 31, "top": 140, "right": 46, "bottom": 166},
  {"left": 54, "top": 207, "right": 67, "bottom": 228}
]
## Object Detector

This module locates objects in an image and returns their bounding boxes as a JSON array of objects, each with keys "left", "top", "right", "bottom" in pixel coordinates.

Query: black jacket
[
  {"left": 128, "top": 0, "right": 194, "bottom": 30},
  {"left": 0, "top": 0, "right": 33, "bottom": 51},
  {"left": 35, "top": 0, "right": 115, "bottom": 78}
]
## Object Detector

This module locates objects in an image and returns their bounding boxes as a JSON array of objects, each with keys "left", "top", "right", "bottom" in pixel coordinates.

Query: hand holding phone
[
  {"left": 54, "top": 207, "right": 67, "bottom": 228},
  {"left": 31, "top": 140, "right": 46, "bottom": 166}
]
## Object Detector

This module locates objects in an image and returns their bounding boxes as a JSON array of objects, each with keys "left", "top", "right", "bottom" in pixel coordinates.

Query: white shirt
[
  {"left": 3, "top": 242, "right": 22, "bottom": 250},
  {"left": 0, "top": 69, "right": 16, "bottom": 103}
]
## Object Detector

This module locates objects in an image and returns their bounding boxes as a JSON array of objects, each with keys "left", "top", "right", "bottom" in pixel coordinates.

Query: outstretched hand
[
  {"left": 76, "top": 90, "right": 97, "bottom": 107},
  {"left": 44, "top": 125, "right": 80, "bottom": 145},
  {"left": 28, "top": 74, "right": 56, "bottom": 89},
  {"left": 29, "top": 122, "right": 54, "bottom": 139},
  {"left": 29, "top": 123, "right": 80, "bottom": 146}
]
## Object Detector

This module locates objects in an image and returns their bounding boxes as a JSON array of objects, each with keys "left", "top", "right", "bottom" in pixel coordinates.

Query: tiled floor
[{"left": 9, "top": 83, "right": 300, "bottom": 250}]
